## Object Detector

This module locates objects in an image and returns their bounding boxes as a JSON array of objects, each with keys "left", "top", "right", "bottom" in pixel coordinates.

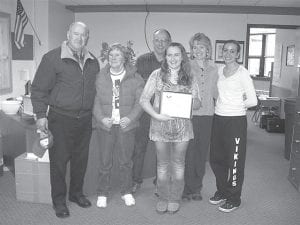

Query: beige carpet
[{"left": 0, "top": 114, "right": 300, "bottom": 225}]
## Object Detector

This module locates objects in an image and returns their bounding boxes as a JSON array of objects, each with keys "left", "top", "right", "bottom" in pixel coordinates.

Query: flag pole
[
  {"left": 19, "top": 0, "right": 41, "bottom": 46},
  {"left": 26, "top": 14, "right": 41, "bottom": 46}
]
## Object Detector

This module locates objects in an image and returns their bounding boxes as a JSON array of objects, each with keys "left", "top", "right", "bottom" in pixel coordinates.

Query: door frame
[{"left": 0, "top": 11, "right": 13, "bottom": 94}]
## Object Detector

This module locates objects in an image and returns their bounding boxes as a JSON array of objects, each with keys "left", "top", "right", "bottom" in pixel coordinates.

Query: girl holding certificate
[
  {"left": 209, "top": 40, "right": 257, "bottom": 213},
  {"left": 139, "top": 42, "right": 201, "bottom": 214}
]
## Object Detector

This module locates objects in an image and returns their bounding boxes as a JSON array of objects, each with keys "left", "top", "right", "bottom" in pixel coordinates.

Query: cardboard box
[{"left": 14, "top": 153, "right": 51, "bottom": 204}]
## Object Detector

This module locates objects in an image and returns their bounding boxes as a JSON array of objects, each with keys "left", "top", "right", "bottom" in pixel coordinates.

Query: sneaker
[
  {"left": 132, "top": 183, "right": 141, "bottom": 193},
  {"left": 156, "top": 200, "right": 168, "bottom": 214},
  {"left": 96, "top": 196, "right": 107, "bottom": 208},
  {"left": 167, "top": 202, "right": 180, "bottom": 214},
  {"left": 121, "top": 194, "right": 135, "bottom": 206},
  {"left": 218, "top": 201, "right": 240, "bottom": 213},
  {"left": 209, "top": 193, "right": 226, "bottom": 205}
]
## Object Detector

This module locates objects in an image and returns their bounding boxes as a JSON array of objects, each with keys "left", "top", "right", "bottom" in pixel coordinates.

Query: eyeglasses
[{"left": 153, "top": 39, "right": 169, "bottom": 44}]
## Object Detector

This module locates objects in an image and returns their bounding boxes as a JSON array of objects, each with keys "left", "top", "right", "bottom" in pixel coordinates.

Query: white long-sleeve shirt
[{"left": 215, "top": 65, "right": 257, "bottom": 116}]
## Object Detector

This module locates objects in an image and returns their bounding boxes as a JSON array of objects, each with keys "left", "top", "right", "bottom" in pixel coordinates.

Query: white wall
[
  {"left": 272, "top": 29, "right": 298, "bottom": 97},
  {"left": 76, "top": 12, "right": 248, "bottom": 62},
  {"left": 33, "top": 0, "right": 49, "bottom": 67},
  {"left": 48, "top": 0, "right": 74, "bottom": 51},
  {"left": 76, "top": 12, "right": 300, "bottom": 65}
]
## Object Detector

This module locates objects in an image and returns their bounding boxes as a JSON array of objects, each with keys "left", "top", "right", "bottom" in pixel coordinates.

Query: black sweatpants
[
  {"left": 210, "top": 114, "right": 247, "bottom": 205},
  {"left": 184, "top": 115, "right": 213, "bottom": 194}
]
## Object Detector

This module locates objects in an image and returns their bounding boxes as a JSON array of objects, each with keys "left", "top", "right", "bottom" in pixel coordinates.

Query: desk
[
  {"left": 252, "top": 97, "right": 281, "bottom": 124},
  {"left": 0, "top": 111, "right": 36, "bottom": 173},
  {"left": 259, "top": 97, "right": 281, "bottom": 114}
]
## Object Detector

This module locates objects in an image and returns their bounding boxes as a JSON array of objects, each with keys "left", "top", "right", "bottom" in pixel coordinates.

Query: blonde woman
[{"left": 182, "top": 33, "right": 218, "bottom": 202}]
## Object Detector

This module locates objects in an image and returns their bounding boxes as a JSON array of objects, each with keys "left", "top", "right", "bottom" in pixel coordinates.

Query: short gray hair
[{"left": 68, "top": 21, "right": 89, "bottom": 36}]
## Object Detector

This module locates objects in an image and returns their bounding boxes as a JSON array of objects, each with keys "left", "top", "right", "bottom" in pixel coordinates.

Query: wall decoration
[
  {"left": 99, "top": 41, "right": 136, "bottom": 65},
  {"left": 11, "top": 32, "right": 33, "bottom": 60},
  {"left": 215, "top": 40, "right": 244, "bottom": 64},
  {"left": 286, "top": 45, "right": 295, "bottom": 66}
]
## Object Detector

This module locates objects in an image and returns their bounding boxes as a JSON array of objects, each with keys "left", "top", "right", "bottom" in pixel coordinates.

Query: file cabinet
[{"left": 288, "top": 98, "right": 300, "bottom": 191}]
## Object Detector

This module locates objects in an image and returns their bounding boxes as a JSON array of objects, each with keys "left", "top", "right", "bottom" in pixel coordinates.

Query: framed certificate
[{"left": 159, "top": 91, "right": 193, "bottom": 119}]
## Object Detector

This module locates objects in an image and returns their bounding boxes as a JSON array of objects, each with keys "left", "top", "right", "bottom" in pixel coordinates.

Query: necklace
[
  {"left": 169, "top": 68, "right": 180, "bottom": 84},
  {"left": 110, "top": 67, "right": 125, "bottom": 76}
]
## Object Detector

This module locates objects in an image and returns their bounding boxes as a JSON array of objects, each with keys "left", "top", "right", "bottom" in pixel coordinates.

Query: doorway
[{"left": 246, "top": 24, "right": 299, "bottom": 97}]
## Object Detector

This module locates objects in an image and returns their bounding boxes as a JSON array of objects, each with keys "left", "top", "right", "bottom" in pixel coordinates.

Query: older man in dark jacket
[{"left": 31, "top": 22, "right": 99, "bottom": 218}]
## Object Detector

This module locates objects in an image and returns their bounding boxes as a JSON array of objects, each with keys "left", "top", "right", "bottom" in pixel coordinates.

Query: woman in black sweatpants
[
  {"left": 209, "top": 40, "right": 257, "bottom": 213},
  {"left": 210, "top": 115, "right": 247, "bottom": 209}
]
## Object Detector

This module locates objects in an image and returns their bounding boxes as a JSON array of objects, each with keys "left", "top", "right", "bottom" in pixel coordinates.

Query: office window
[{"left": 248, "top": 28, "right": 276, "bottom": 78}]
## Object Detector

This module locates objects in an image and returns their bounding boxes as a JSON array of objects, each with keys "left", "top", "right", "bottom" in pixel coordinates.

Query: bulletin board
[{"left": 11, "top": 32, "right": 33, "bottom": 60}]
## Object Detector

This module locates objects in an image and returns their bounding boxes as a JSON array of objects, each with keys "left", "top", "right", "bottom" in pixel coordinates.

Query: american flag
[{"left": 14, "top": 0, "right": 28, "bottom": 49}]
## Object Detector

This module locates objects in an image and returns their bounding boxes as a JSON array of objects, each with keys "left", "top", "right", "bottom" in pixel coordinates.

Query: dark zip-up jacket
[{"left": 31, "top": 42, "right": 100, "bottom": 119}]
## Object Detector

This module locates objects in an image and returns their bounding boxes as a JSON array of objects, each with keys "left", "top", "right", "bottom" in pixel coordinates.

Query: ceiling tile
[
  {"left": 55, "top": 0, "right": 109, "bottom": 5},
  {"left": 85, "top": 0, "right": 110, "bottom": 4},
  {"left": 181, "top": 0, "right": 219, "bottom": 5},
  {"left": 55, "top": 0, "right": 76, "bottom": 5},
  {"left": 55, "top": 0, "right": 300, "bottom": 7},
  {"left": 108, "top": 0, "right": 145, "bottom": 4},
  {"left": 256, "top": 0, "right": 300, "bottom": 7},
  {"left": 218, "top": 0, "right": 258, "bottom": 6},
  {"left": 145, "top": 0, "right": 182, "bottom": 4}
]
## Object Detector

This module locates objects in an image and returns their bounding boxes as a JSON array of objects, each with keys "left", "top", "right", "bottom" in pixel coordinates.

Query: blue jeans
[
  {"left": 155, "top": 141, "right": 189, "bottom": 202},
  {"left": 96, "top": 126, "right": 136, "bottom": 196}
]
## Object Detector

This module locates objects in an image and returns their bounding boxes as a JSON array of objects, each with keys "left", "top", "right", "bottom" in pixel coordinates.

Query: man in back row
[{"left": 132, "top": 29, "right": 172, "bottom": 192}]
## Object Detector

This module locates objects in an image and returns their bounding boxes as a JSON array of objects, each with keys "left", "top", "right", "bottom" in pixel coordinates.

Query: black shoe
[
  {"left": 191, "top": 192, "right": 202, "bottom": 201},
  {"left": 53, "top": 203, "right": 70, "bottom": 218},
  {"left": 218, "top": 200, "right": 240, "bottom": 213},
  {"left": 181, "top": 193, "right": 191, "bottom": 201},
  {"left": 69, "top": 195, "right": 91, "bottom": 208},
  {"left": 154, "top": 186, "right": 159, "bottom": 197},
  {"left": 209, "top": 192, "right": 226, "bottom": 205}
]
